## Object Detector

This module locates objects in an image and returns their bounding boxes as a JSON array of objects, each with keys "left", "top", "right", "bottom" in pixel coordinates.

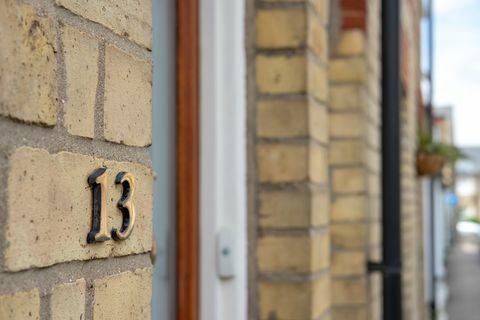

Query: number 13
[{"left": 87, "top": 168, "right": 136, "bottom": 243}]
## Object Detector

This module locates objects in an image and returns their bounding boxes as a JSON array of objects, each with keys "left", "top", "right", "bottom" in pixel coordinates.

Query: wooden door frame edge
[{"left": 176, "top": 0, "right": 199, "bottom": 319}]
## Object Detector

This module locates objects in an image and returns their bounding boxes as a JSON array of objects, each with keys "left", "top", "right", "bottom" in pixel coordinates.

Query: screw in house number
[{"left": 87, "top": 168, "right": 136, "bottom": 243}]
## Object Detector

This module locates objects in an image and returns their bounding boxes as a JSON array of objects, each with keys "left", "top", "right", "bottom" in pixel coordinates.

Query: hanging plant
[{"left": 416, "top": 132, "right": 465, "bottom": 177}]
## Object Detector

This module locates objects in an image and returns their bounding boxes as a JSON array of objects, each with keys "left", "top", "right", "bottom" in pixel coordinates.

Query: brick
[
  {"left": 308, "top": 101, "right": 328, "bottom": 144},
  {"left": 51, "top": 279, "right": 86, "bottom": 320},
  {"left": 257, "top": 233, "right": 329, "bottom": 273},
  {"left": 329, "top": 140, "right": 363, "bottom": 165},
  {"left": 335, "top": 30, "right": 365, "bottom": 56},
  {"left": 259, "top": 276, "right": 330, "bottom": 319},
  {"left": 308, "top": 59, "right": 328, "bottom": 102},
  {"left": 310, "top": 0, "right": 329, "bottom": 24},
  {"left": 331, "top": 223, "right": 367, "bottom": 249},
  {"left": 332, "top": 277, "right": 367, "bottom": 305},
  {"left": 256, "top": 9, "right": 306, "bottom": 48},
  {"left": 308, "top": 12, "right": 328, "bottom": 62},
  {"left": 4, "top": 147, "right": 153, "bottom": 271},
  {"left": 331, "top": 195, "right": 366, "bottom": 222},
  {"left": 259, "top": 189, "right": 310, "bottom": 228},
  {"left": 0, "top": 1, "right": 57, "bottom": 126},
  {"left": 311, "top": 191, "right": 330, "bottom": 226},
  {"left": 257, "top": 144, "right": 308, "bottom": 183},
  {"left": 331, "top": 251, "right": 365, "bottom": 276},
  {"left": 56, "top": 0, "right": 152, "bottom": 48},
  {"left": 104, "top": 45, "right": 152, "bottom": 147},
  {"left": 256, "top": 55, "right": 306, "bottom": 94},
  {"left": 309, "top": 143, "right": 328, "bottom": 184},
  {"left": 62, "top": 26, "right": 98, "bottom": 138},
  {"left": 330, "top": 85, "right": 365, "bottom": 111},
  {"left": 366, "top": 121, "right": 380, "bottom": 149},
  {"left": 256, "top": 99, "right": 307, "bottom": 138},
  {"left": 331, "top": 307, "right": 368, "bottom": 320},
  {"left": 329, "top": 57, "right": 366, "bottom": 82},
  {"left": 0, "top": 289, "right": 40, "bottom": 320},
  {"left": 329, "top": 113, "right": 364, "bottom": 138},
  {"left": 311, "top": 275, "right": 331, "bottom": 318},
  {"left": 94, "top": 268, "right": 152, "bottom": 320},
  {"left": 332, "top": 168, "right": 365, "bottom": 193}
]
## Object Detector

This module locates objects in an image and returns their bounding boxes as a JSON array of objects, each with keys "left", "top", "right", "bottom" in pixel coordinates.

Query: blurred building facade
[{"left": 0, "top": 0, "right": 442, "bottom": 320}]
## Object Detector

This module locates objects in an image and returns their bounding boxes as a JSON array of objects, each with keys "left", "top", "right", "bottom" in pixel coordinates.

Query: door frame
[{"left": 176, "top": 0, "right": 200, "bottom": 319}]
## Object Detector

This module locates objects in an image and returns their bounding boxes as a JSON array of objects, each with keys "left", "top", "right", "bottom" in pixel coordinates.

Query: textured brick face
[
  {"left": 94, "top": 268, "right": 152, "bottom": 320},
  {"left": 55, "top": 0, "right": 152, "bottom": 48},
  {"left": 0, "top": 0, "right": 57, "bottom": 126},
  {"left": 4, "top": 147, "right": 153, "bottom": 271},
  {"left": 0, "top": 289, "right": 40, "bottom": 320},
  {"left": 51, "top": 279, "right": 86, "bottom": 320},
  {"left": 0, "top": 0, "right": 153, "bottom": 317},
  {"left": 104, "top": 45, "right": 152, "bottom": 147},
  {"left": 62, "top": 25, "right": 99, "bottom": 138}
]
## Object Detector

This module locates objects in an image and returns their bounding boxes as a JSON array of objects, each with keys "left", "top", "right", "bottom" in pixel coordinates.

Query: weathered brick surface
[
  {"left": 308, "top": 59, "right": 328, "bottom": 102},
  {"left": 0, "top": 289, "right": 40, "bottom": 320},
  {"left": 259, "top": 276, "right": 330, "bottom": 319},
  {"left": 329, "top": 58, "right": 366, "bottom": 82},
  {"left": 0, "top": 0, "right": 57, "bottom": 126},
  {"left": 331, "top": 223, "right": 367, "bottom": 250},
  {"left": 330, "top": 85, "right": 365, "bottom": 111},
  {"left": 259, "top": 189, "right": 329, "bottom": 228},
  {"left": 104, "top": 45, "right": 152, "bottom": 147},
  {"left": 331, "top": 251, "right": 365, "bottom": 276},
  {"left": 93, "top": 268, "right": 152, "bottom": 320},
  {"left": 332, "top": 168, "right": 365, "bottom": 193},
  {"left": 331, "top": 195, "right": 366, "bottom": 222},
  {"left": 335, "top": 30, "right": 365, "bottom": 56},
  {"left": 256, "top": 99, "right": 307, "bottom": 138},
  {"left": 256, "top": 9, "right": 306, "bottom": 48},
  {"left": 257, "top": 144, "right": 308, "bottom": 183},
  {"left": 256, "top": 55, "right": 306, "bottom": 94},
  {"left": 62, "top": 25, "right": 98, "bottom": 138},
  {"left": 56, "top": 0, "right": 152, "bottom": 49},
  {"left": 257, "top": 233, "right": 329, "bottom": 273},
  {"left": 332, "top": 278, "right": 367, "bottom": 305},
  {"left": 51, "top": 279, "right": 86, "bottom": 320},
  {"left": 4, "top": 147, "right": 153, "bottom": 271},
  {"left": 309, "top": 102, "right": 329, "bottom": 143},
  {"left": 329, "top": 113, "right": 364, "bottom": 138}
]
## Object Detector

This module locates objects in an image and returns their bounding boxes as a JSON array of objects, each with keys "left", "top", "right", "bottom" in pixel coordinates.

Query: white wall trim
[{"left": 200, "top": 0, "right": 247, "bottom": 319}]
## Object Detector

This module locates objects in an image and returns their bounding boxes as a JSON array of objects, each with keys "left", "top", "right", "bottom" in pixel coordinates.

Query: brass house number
[{"left": 87, "top": 167, "right": 136, "bottom": 243}]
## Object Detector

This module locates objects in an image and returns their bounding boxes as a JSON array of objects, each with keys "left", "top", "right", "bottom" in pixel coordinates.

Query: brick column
[
  {"left": 401, "top": 1, "right": 425, "bottom": 318},
  {"left": 251, "top": 0, "right": 331, "bottom": 319},
  {"left": 0, "top": 0, "right": 153, "bottom": 318},
  {"left": 328, "top": 0, "right": 382, "bottom": 319}
]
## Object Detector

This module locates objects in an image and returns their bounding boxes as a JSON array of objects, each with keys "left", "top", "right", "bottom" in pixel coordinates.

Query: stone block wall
[{"left": 0, "top": 0, "right": 153, "bottom": 319}]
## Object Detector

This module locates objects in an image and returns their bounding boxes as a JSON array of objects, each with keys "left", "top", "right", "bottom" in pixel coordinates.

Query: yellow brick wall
[
  {"left": 401, "top": 1, "right": 425, "bottom": 319},
  {"left": 328, "top": 0, "right": 382, "bottom": 319},
  {"left": 252, "top": 0, "right": 331, "bottom": 319},
  {"left": 0, "top": 0, "right": 153, "bottom": 318}
]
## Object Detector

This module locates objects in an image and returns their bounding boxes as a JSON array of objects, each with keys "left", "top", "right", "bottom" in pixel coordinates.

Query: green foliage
[
  {"left": 463, "top": 216, "right": 480, "bottom": 224},
  {"left": 418, "top": 131, "right": 466, "bottom": 165}
]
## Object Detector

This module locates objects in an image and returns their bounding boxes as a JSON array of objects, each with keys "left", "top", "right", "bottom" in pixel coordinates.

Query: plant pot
[{"left": 416, "top": 152, "right": 443, "bottom": 176}]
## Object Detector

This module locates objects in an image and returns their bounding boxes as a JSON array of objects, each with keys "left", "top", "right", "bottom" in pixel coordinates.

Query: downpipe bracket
[{"left": 367, "top": 261, "right": 402, "bottom": 276}]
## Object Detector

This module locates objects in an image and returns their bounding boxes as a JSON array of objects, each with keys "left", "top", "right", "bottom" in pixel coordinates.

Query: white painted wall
[{"left": 200, "top": 0, "right": 247, "bottom": 319}]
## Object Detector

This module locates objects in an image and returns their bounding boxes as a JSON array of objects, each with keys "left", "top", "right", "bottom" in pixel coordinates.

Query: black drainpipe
[{"left": 368, "top": 0, "right": 403, "bottom": 319}]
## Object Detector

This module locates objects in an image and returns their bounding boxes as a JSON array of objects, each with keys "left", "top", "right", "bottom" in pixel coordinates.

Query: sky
[{"left": 434, "top": 0, "right": 480, "bottom": 146}]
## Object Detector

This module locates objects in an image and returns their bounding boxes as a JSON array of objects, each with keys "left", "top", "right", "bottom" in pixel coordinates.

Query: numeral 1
[{"left": 87, "top": 167, "right": 111, "bottom": 243}]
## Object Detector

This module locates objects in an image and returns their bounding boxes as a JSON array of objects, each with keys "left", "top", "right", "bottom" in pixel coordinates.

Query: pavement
[{"left": 447, "top": 234, "right": 480, "bottom": 320}]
